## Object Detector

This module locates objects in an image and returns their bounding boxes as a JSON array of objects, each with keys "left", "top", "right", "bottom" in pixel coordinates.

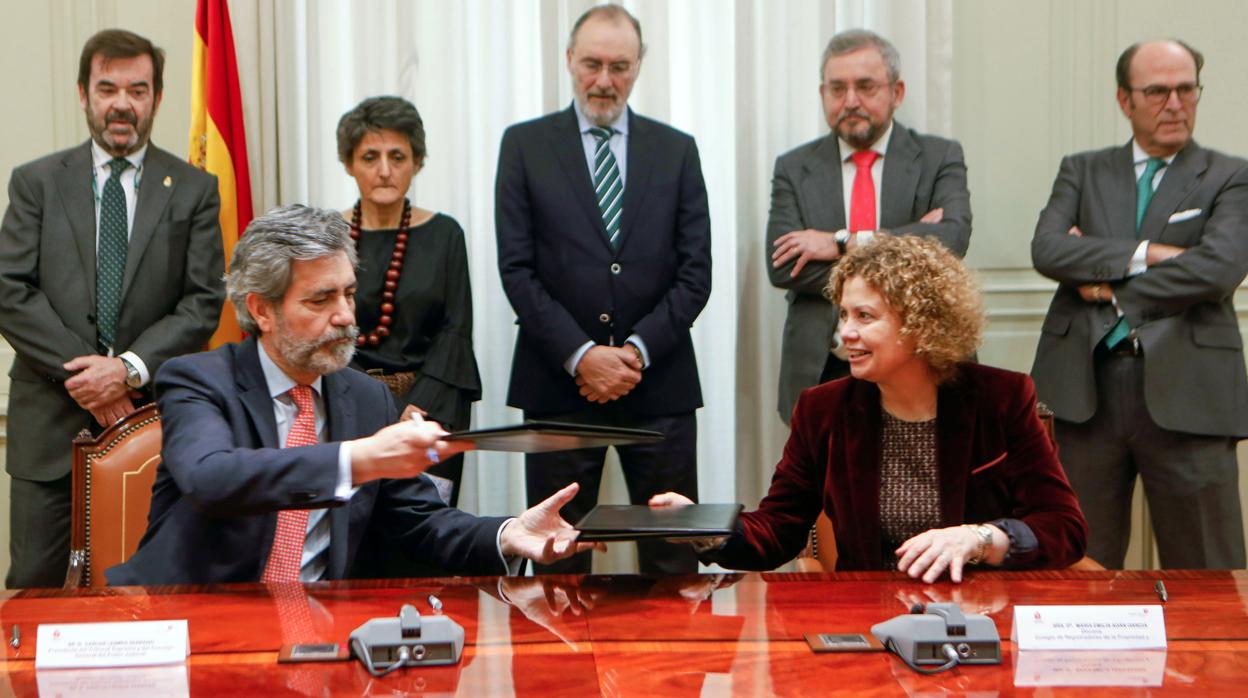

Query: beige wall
[{"left": 2, "top": 0, "right": 1247, "bottom": 582}]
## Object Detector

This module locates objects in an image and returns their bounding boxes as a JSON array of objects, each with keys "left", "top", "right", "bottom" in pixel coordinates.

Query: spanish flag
[{"left": 190, "top": 0, "right": 253, "bottom": 347}]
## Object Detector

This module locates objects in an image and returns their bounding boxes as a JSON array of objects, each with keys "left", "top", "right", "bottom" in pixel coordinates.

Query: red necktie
[
  {"left": 849, "top": 149, "right": 879, "bottom": 232},
  {"left": 261, "top": 385, "right": 317, "bottom": 583}
]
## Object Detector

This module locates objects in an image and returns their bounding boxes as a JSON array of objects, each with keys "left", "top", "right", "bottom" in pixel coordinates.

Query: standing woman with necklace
[{"left": 336, "top": 96, "right": 481, "bottom": 513}]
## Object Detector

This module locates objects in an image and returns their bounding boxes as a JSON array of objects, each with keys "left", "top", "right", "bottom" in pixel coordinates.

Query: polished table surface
[{"left": 2, "top": 570, "right": 1247, "bottom": 696}]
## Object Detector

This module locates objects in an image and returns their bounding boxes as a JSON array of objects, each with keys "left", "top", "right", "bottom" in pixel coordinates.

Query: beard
[
  {"left": 835, "top": 109, "right": 888, "bottom": 150},
  {"left": 84, "top": 106, "right": 153, "bottom": 157},
  {"left": 273, "top": 321, "right": 360, "bottom": 377},
  {"left": 575, "top": 89, "right": 625, "bottom": 127}
]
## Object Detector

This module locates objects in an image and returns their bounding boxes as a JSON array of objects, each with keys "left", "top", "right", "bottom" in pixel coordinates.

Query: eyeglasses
[
  {"left": 822, "top": 80, "right": 893, "bottom": 100},
  {"left": 1129, "top": 83, "right": 1203, "bottom": 106}
]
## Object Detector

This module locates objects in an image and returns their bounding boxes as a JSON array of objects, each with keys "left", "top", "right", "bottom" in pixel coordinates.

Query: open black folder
[
  {"left": 444, "top": 421, "right": 664, "bottom": 453},
  {"left": 573, "top": 503, "right": 743, "bottom": 542}
]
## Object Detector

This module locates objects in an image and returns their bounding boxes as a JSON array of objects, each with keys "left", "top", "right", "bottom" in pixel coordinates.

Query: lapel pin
[{"left": 163, "top": 176, "right": 172, "bottom": 188}]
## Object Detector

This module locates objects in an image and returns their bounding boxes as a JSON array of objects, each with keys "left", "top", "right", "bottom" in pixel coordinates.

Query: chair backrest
[{"left": 66, "top": 403, "right": 162, "bottom": 587}]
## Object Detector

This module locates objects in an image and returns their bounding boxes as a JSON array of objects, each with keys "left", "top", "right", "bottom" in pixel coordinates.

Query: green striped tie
[
  {"left": 97, "top": 157, "right": 129, "bottom": 352},
  {"left": 589, "top": 127, "right": 623, "bottom": 248},
  {"left": 1104, "top": 157, "right": 1166, "bottom": 350}
]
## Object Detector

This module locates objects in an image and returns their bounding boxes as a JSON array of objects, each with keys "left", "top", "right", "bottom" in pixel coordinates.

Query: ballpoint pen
[
  {"left": 9, "top": 624, "right": 18, "bottom": 650},
  {"left": 1154, "top": 580, "right": 1168, "bottom": 603},
  {"left": 428, "top": 593, "right": 443, "bottom": 613}
]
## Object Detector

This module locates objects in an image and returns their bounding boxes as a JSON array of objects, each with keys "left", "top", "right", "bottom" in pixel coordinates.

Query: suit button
[
  {"left": 599, "top": 313, "right": 610, "bottom": 323},
  {"left": 610, "top": 263, "right": 621, "bottom": 274}
]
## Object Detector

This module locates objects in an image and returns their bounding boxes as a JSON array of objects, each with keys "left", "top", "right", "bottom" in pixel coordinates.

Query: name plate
[
  {"left": 1012, "top": 605, "right": 1166, "bottom": 650},
  {"left": 36, "top": 620, "right": 189, "bottom": 669}
]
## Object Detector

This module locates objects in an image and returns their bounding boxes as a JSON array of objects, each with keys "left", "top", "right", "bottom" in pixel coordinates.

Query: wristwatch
[
  {"left": 120, "top": 357, "right": 142, "bottom": 389},
  {"left": 626, "top": 342, "right": 645, "bottom": 369},
  {"left": 834, "top": 229, "right": 851, "bottom": 255},
  {"left": 964, "top": 523, "right": 994, "bottom": 565}
]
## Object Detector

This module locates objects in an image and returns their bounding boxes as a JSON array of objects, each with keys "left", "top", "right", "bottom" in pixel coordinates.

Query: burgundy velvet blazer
[{"left": 713, "top": 363, "right": 1088, "bottom": 571}]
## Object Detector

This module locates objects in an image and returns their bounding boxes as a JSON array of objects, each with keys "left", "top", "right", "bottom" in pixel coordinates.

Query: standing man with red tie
[{"left": 767, "top": 29, "right": 972, "bottom": 423}]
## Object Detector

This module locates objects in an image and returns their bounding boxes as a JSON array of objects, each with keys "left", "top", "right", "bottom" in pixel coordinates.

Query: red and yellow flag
[{"left": 190, "top": 0, "right": 253, "bottom": 347}]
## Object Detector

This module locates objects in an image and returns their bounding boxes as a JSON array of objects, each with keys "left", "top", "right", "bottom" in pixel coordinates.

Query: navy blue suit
[
  {"left": 495, "top": 105, "right": 711, "bottom": 574},
  {"left": 107, "top": 337, "right": 508, "bottom": 586}
]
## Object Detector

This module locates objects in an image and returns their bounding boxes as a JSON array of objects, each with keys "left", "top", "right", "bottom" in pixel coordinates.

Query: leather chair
[
  {"left": 794, "top": 401, "right": 1103, "bottom": 572},
  {"left": 64, "top": 403, "right": 162, "bottom": 588}
]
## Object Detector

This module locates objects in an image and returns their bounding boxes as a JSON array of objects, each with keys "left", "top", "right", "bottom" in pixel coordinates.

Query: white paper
[
  {"left": 1014, "top": 650, "right": 1166, "bottom": 686},
  {"left": 36, "top": 620, "right": 189, "bottom": 669},
  {"left": 1012, "top": 605, "right": 1166, "bottom": 651},
  {"left": 35, "top": 664, "right": 190, "bottom": 697}
]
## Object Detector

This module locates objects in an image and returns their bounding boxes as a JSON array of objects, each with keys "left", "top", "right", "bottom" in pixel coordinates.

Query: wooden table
[{"left": 2, "top": 570, "right": 1246, "bottom": 696}]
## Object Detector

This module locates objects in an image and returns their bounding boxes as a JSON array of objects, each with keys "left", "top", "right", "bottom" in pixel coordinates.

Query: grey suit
[
  {"left": 1031, "top": 140, "right": 1248, "bottom": 568},
  {"left": 766, "top": 122, "right": 971, "bottom": 421},
  {"left": 0, "top": 141, "right": 225, "bottom": 587}
]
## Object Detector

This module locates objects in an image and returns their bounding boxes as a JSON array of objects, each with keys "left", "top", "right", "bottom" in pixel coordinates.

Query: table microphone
[
  {"left": 349, "top": 604, "right": 464, "bottom": 677},
  {"left": 871, "top": 602, "right": 1001, "bottom": 674}
]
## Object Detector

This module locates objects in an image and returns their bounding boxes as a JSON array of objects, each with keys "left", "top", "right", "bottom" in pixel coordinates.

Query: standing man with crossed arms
[
  {"left": 0, "top": 29, "right": 224, "bottom": 588},
  {"left": 1031, "top": 39, "right": 1248, "bottom": 569},
  {"left": 767, "top": 29, "right": 971, "bottom": 423},
  {"left": 495, "top": 4, "right": 711, "bottom": 575}
]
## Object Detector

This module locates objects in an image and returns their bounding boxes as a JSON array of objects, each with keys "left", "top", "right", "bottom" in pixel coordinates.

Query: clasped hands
[
  {"left": 771, "top": 208, "right": 943, "bottom": 277},
  {"left": 575, "top": 345, "right": 642, "bottom": 404},
  {"left": 63, "top": 354, "right": 141, "bottom": 428}
]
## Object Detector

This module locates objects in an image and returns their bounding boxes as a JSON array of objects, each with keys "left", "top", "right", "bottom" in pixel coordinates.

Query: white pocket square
[{"left": 1168, "top": 208, "right": 1202, "bottom": 223}]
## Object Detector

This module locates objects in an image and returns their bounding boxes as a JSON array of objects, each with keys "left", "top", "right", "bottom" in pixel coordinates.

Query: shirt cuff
[
  {"left": 856, "top": 230, "right": 877, "bottom": 246},
  {"left": 496, "top": 518, "right": 524, "bottom": 575},
  {"left": 118, "top": 351, "right": 150, "bottom": 387},
  {"left": 564, "top": 341, "right": 596, "bottom": 376},
  {"left": 1128, "top": 240, "right": 1149, "bottom": 276},
  {"left": 625, "top": 334, "right": 650, "bottom": 369},
  {"left": 335, "top": 442, "right": 359, "bottom": 500},
  {"left": 988, "top": 518, "right": 1038, "bottom": 566}
]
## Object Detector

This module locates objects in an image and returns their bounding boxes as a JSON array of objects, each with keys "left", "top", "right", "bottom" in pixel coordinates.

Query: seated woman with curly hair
[{"left": 654, "top": 235, "right": 1088, "bottom": 582}]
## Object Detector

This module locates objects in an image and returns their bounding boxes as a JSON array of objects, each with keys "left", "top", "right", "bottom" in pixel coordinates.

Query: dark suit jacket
[
  {"left": 0, "top": 141, "right": 225, "bottom": 481},
  {"left": 766, "top": 123, "right": 971, "bottom": 421},
  {"left": 495, "top": 105, "right": 711, "bottom": 415},
  {"left": 106, "top": 338, "right": 509, "bottom": 585},
  {"left": 708, "top": 364, "right": 1087, "bottom": 571},
  {"left": 1031, "top": 140, "right": 1248, "bottom": 437}
]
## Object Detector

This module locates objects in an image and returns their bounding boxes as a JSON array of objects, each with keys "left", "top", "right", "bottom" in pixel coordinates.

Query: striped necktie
[
  {"left": 262, "top": 385, "right": 317, "bottom": 583},
  {"left": 1104, "top": 157, "right": 1167, "bottom": 350},
  {"left": 589, "top": 127, "right": 624, "bottom": 248},
  {"left": 97, "top": 157, "right": 129, "bottom": 352}
]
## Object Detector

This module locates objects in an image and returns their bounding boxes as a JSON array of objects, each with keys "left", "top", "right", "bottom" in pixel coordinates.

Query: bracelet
[{"left": 963, "top": 524, "right": 993, "bottom": 565}]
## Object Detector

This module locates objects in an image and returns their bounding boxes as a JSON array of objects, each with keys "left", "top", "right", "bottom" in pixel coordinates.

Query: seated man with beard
[{"left": 108, "top": 205, "right": 595, "bottom": 585}]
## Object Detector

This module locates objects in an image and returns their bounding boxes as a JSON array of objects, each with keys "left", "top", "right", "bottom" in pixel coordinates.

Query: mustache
[
  {"left": 836, "top": 109, "right": 870, "bottom": 126},
  {"left": 320, "top": 325, "right": 360, "bottom": 346},
  {"left": 105, "top": 109, "right": 137, "bottom": 126},
  {"left": 587, "top": 90, "right": 617, "bottom": 99}
]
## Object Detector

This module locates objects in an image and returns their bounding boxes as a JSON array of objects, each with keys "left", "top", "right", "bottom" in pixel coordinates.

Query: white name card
[
  {"left": 36, "top": 620, "right": 189, "bottom": 669},
  {"left": 1012, "top": 605, "right": 1166, "bottom": 650}
]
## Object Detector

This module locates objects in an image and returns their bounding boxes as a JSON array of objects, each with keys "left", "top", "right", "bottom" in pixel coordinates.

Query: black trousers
[
  {"left": 524, "top": 405, "right": 698, "bottom": 575},
  {"left": 7, "top": 474, "right": 72, "bottom": 589},
  {"left": 1056, "top": 352, "right": 1245, "bottom": 569}
]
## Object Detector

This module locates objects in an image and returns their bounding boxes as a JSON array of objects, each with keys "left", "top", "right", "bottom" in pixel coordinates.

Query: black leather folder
[
  {"left": 573, "top": 503, "right": 743, "bottom": 541},
  {"left": 444, "top": 421, "right": 664, "bottom": 453}
]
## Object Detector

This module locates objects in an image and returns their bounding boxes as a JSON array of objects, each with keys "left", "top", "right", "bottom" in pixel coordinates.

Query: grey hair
[
  {"left": 821, "top": 29, "right": 901, "bottom": 83},
  {"left": 567, "top": 4, "right": 646, "bottom": 59},
  {"left": 225, "top": 205, "right": 358, "bottom": 335}
]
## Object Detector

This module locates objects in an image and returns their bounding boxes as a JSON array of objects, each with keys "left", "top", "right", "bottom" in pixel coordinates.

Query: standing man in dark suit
[
  {"left": 767, "top": 29, "right": 971, "bottom": 423},
  {"left": 108, "top": 205, "right": 595, "bottom": 586},
  {"left": 495, "top": 4, "right": 711, "bottom": 574},
  {"left": 1031, "top": 39, "right": 1248, "bottom": 569},
  {"left": 0, "top": 29, "right": 225, "bottom": 588}
]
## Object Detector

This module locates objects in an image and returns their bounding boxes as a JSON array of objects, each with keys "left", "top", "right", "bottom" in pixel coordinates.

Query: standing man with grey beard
[
  {"left": 495, "top": 4, "right": 712, "bottom": 574},
  {"left": 0, "top": 29, "right": 225, "bottom": 588},
  {"left": 767, "top": 29, "right": 971, "bottom": 423}
]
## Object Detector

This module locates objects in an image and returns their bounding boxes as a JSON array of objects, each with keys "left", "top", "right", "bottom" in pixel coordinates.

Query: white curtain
[{"left": 227, "top": 0, "right": 953, "bottom": 572}]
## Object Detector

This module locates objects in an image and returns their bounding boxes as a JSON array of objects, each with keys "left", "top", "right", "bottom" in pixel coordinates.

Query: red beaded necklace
[{"left": 348, "top": 198, "right": 411, "bottom": 347}]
